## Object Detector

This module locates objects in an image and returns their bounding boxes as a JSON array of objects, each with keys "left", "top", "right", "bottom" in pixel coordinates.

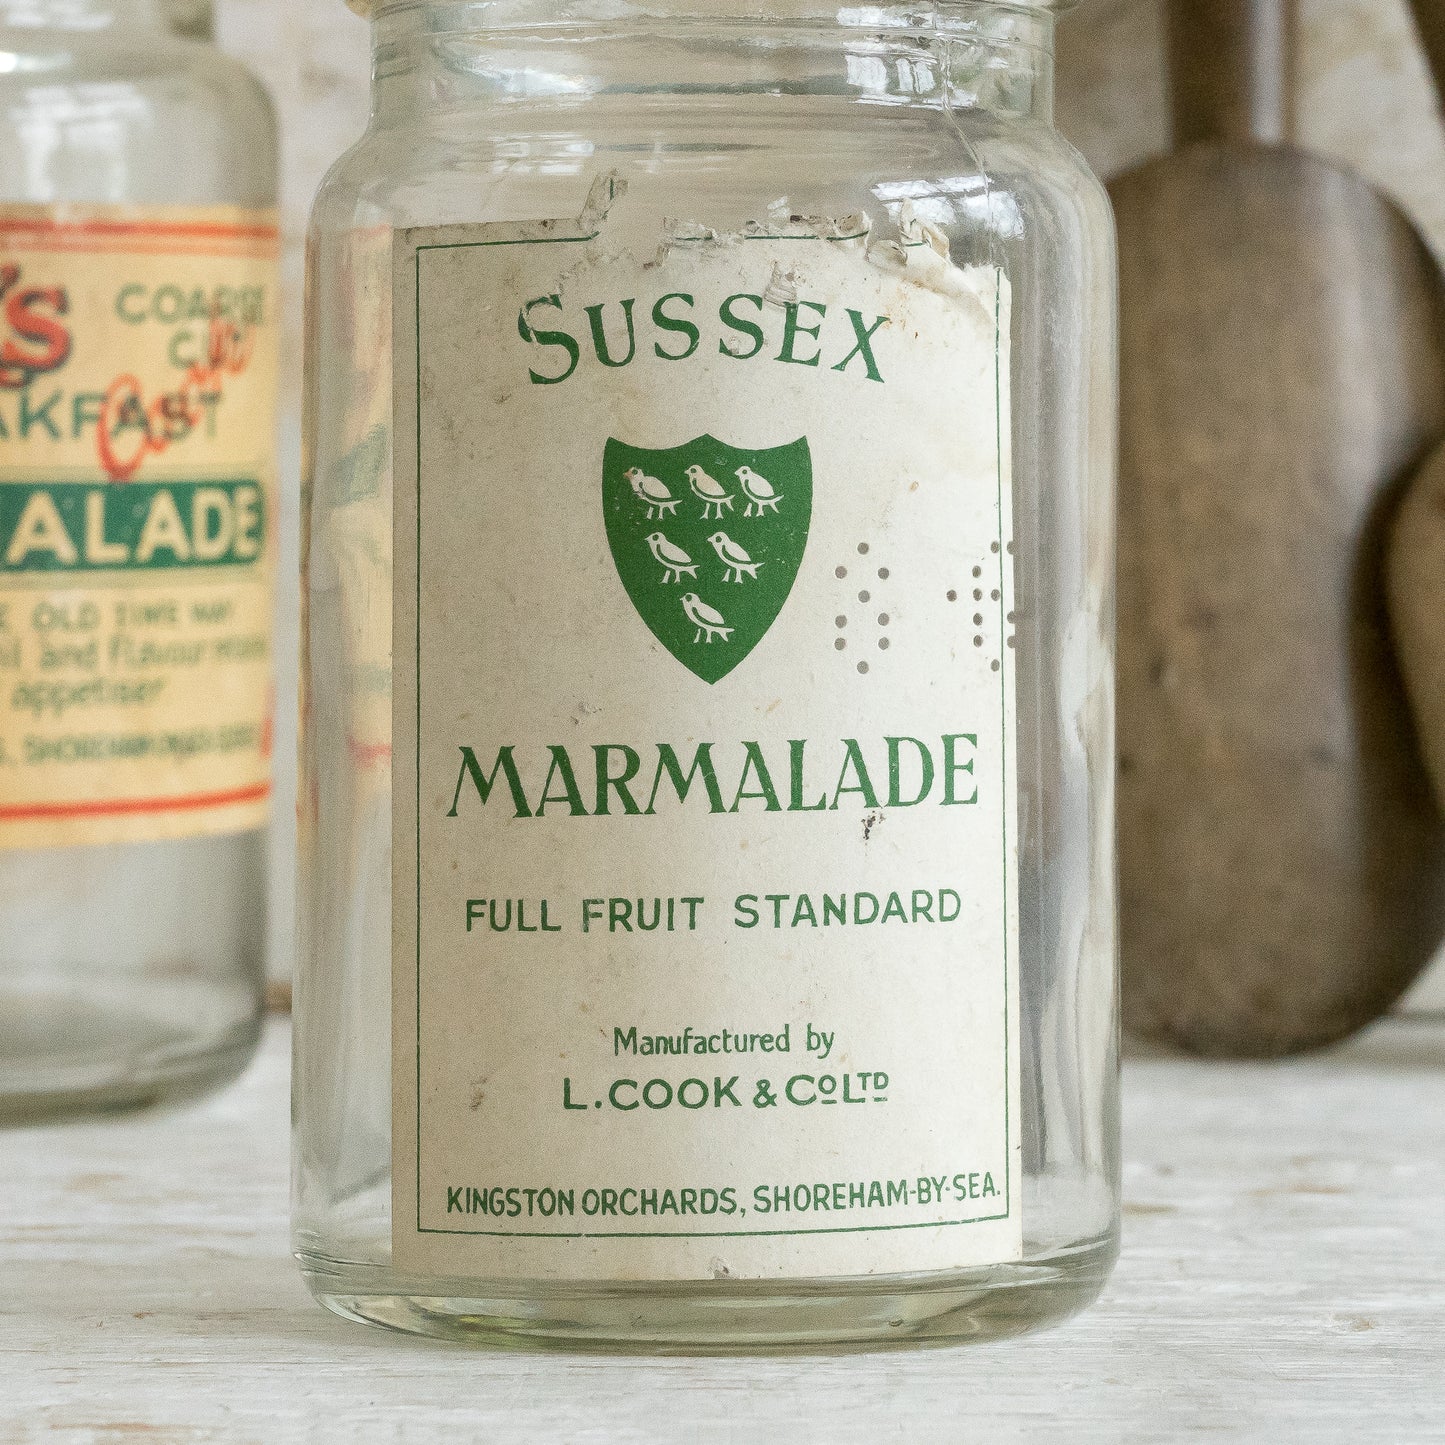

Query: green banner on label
[{"left": 0, "top": 479, "right": 266, "bottom": 574}]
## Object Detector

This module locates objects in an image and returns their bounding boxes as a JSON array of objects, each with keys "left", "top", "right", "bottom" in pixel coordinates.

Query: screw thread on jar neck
[{"left": 368, "top": 3, "right": 1055, "bottom": 128}]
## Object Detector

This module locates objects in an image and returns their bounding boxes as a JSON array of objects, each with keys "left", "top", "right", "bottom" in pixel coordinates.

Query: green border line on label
[{"left": 407, "top": 238, "right": 1014, "bottom": 1242}]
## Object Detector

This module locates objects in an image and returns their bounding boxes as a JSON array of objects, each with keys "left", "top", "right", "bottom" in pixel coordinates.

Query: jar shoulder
[
  {"left": 310, "top": 106, "right": 1111, "bottom": 248},
  {"left": 0, "top": 29, "right": 274, "bottom": 122},
  {"left": 976, "top": 122, "right": 1118, "bottom": 256},
  {"left": 169, "top": 40, "right": 279, "bottom": 143},
  {"left": 0, "top": 33, "right": 277, "bottom": 205}
]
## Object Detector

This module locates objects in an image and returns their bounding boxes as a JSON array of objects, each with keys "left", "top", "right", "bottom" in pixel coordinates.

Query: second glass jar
[{"left": 0, "top": 0, "right": 278, "bottom": 1120}]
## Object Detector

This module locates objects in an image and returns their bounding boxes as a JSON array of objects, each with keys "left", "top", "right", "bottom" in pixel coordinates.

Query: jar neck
[
  {"left": 369, "top": 2, "right": 1056, "bottom": 128},
  {"left": 0, "top": 0, "right": 170, "bottom": 29}
]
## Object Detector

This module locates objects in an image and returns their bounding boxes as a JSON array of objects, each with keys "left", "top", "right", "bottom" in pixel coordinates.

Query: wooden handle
[
  {"left": 1167, "top": 0, "right": 1297, "bottom": 147},
  {"left": 1408, "top": 0, "right": 1445, "bottom": 102}
]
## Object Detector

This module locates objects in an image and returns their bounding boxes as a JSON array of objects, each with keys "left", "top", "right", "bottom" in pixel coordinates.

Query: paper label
[
  {"left": 0, "top": 205, "right": 278, "bottom": 848},
  {"left": 392, "top": 181, "right": 1020, "bottom": 1281}
]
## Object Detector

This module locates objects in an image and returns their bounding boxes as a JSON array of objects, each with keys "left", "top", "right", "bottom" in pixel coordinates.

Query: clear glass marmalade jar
[
  {"left": 296, "top": 0, "right": 1117, "bottom": 1349},
  {"left": 0, "top": 0, "right": 278, "bottom": 1118}
]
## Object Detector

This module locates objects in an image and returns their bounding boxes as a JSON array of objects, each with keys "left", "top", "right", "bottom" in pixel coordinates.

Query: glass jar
[
  {"left": 296, "top": 0, "right": 1117, "bottom": 1350},
  {"left": 0, "top": 0, "right": 279, "bottom": 1118}
]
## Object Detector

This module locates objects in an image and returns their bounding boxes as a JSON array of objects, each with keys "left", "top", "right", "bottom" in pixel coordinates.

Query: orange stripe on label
[
  {"left": 0, "top": 218, "right": 279, "bottom": 242},
  {"left": 0, "top": 781, "right": 271, "bottom": 822}
]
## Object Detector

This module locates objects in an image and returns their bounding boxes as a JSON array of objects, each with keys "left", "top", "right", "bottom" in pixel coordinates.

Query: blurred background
[{"left": 217, "top": 0, "right": 1445, "bottom": 1013}]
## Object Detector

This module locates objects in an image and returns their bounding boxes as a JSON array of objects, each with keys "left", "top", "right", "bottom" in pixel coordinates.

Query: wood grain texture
[
  {"left": 1039, "top": 0, "right": 1445, "bottom": 1022},
  {"left": 2, "top": 1020, "right": 1443, "bottom": 1442},
  {"left": 1112, "top": 137, "right": 1445, "bottom": 1055},
  {"left": 1388, "top": 444, "right": 1445, "bottom": 808},
  {"left": 1389, "top": 1, "right": 1445, "bottom": 816},
  {"left": 1168, "top": 0, "right": 1294, "bottom": 146},
  {"left": 1409, "top": 0, "right": 1445, "bottom": 113}
]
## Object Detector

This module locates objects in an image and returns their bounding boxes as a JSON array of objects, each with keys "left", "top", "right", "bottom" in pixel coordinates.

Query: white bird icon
[
  {"left": 707, "top": 530, "right": 762, "bottom": 584},
  {"left": 735, "top": 465, "right": 782, "bottom": 516},
  {"left": 625, "top": 466, "right": 679, "bottom": 519},
  {"left": 685, "top": 464, "right": 735, "bottom": 520},
  {"left": 645, "top": 530, "right": 698, "bottom": 584},
  {"left": 682, "top": 592, "right": 733, "bottom": 644}
]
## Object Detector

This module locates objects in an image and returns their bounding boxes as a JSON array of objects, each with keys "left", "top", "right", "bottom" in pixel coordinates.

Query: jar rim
[{"left": 347, "top": 0, "right": 1073, "bottom": 19}]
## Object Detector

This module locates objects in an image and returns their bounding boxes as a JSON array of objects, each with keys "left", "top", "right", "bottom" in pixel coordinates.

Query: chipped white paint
[{"left": 1, "top": 1019, "right": 1440, "bottom": 1441}]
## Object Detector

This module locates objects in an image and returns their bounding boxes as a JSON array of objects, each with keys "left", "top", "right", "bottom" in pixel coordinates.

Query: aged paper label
[
  {"left": 0, "top": 205, "right": 278, "bottom": 848},
  {"left": 393, "top": 182, "right": 1021, "bottom": 1281}
]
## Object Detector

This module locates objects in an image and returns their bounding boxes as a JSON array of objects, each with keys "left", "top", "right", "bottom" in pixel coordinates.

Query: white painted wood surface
[{"left": 3, "top": 1018, "right": 1442, "bottom": 1443}]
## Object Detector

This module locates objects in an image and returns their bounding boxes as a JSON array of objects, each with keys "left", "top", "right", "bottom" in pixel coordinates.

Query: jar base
[
  {"left": 299, "top": 1236, "right": 1115, "bottom": 1354},
  {"left": 0, "top": 1011, "right": 261, "bottom": 1124}
]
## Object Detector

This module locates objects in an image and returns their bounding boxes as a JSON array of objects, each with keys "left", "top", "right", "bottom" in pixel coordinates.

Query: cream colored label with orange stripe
[{"left": 0, "top": 205, "right": 278, "bottom": 848}]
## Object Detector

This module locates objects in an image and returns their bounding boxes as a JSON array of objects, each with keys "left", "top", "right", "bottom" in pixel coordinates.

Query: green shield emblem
[{"left": 603, "top": 434, "right": 813, "bottom": 684}]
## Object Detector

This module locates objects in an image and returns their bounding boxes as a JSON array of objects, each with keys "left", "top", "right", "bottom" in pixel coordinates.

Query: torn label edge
[{"left": 397, "top": 172, "right": 1000, "bottom": 324}]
